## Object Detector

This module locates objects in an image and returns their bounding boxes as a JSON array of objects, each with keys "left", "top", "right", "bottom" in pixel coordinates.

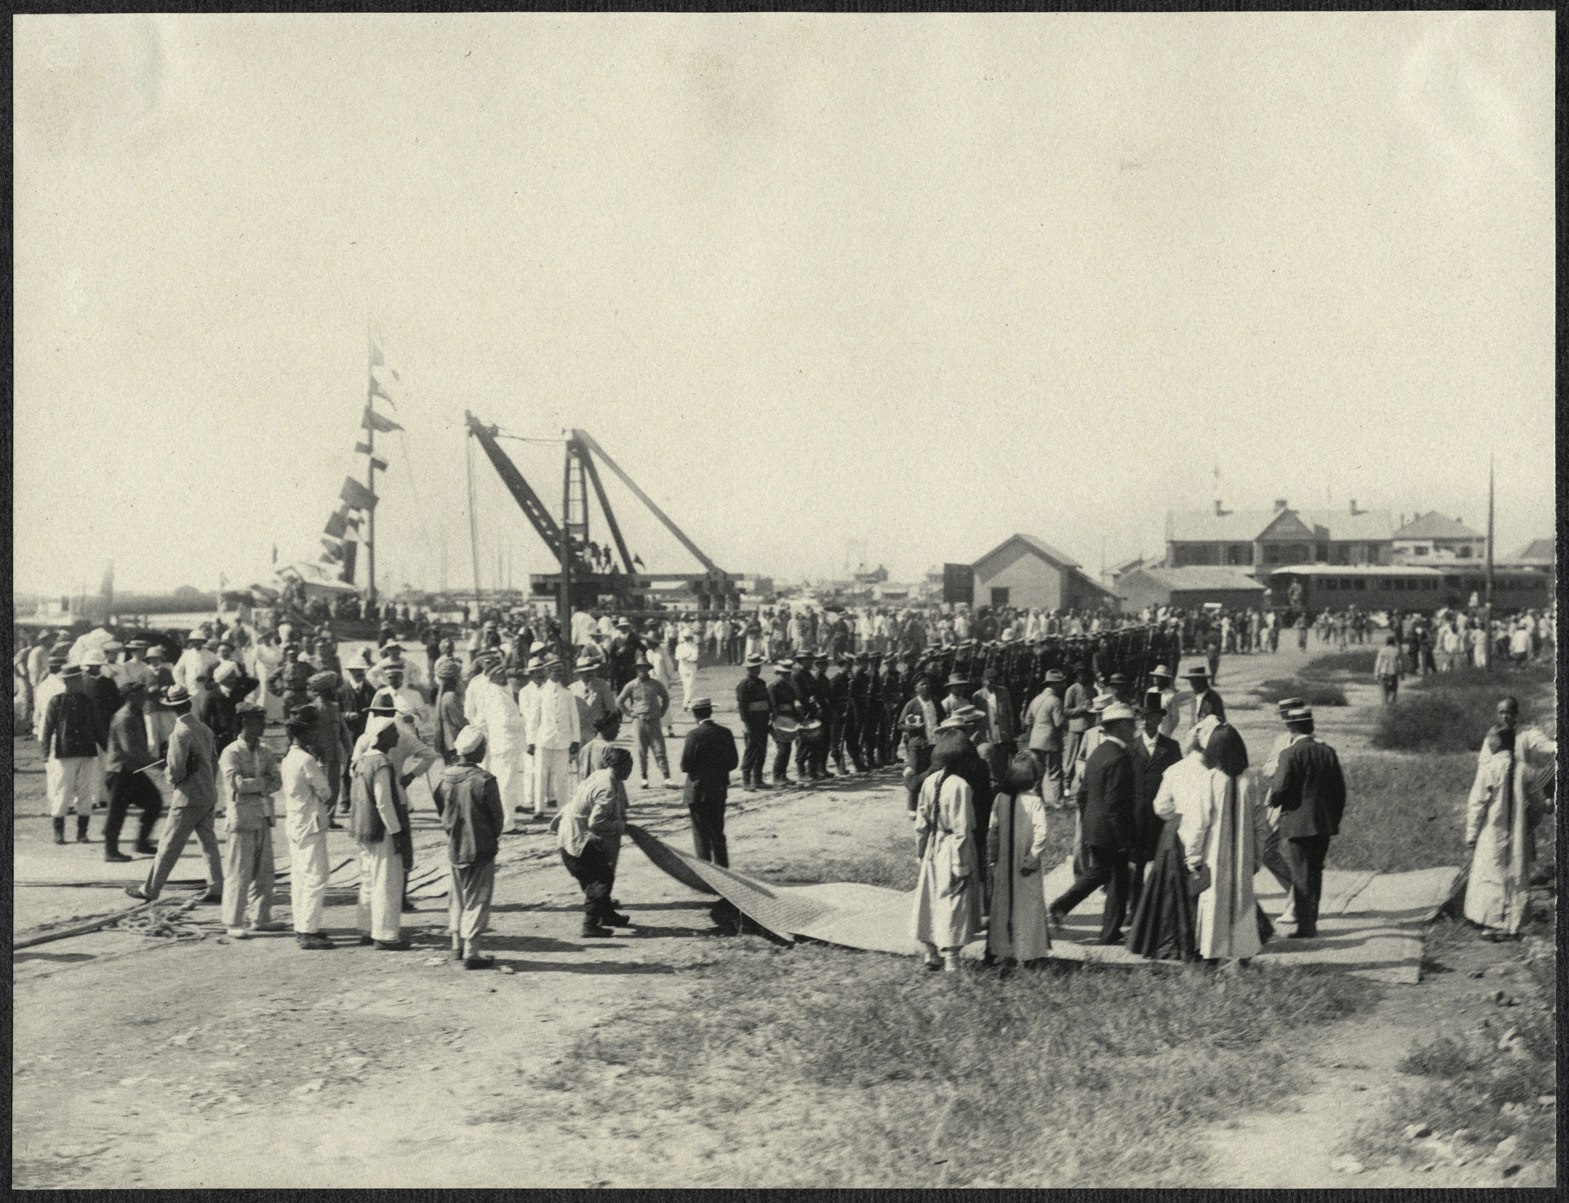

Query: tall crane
[{"left": 464, "top": 411, "right": 740, "bottom": 612}]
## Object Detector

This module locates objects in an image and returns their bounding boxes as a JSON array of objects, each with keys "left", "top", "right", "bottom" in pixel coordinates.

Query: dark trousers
[
  {"left": 859, "top": 707, "right": 883, "bottom": 767},
  {"left": 689, "top": 801, "right": 728, "bottom": 868},
  {"left": 1380, "top": 675, "right": 1399, "bottom": 704},
  {"left": 1279, "top": 833, "right": 1332, "bottom": 935},
  {"left": 882, "top": 707, "right": 903, "bottom": 763},
  {"left": 904, "top": 741, "right": 932, "bottom": 811},
  {"left": 560, "top": 842, "right": 617, "bottom": 921},
  {"left": 771, "top": 734, "right": 796, "bottom": 784},
  {"left": 104, "top": 771, "right": 163, "bottom": 851},
  {"left": 741, "top": 721, "right": 769, "bottom": 785},
  {"left": 1051, "top": 843, "right": 1130, "bottom": 943},
  {"left": 827, "top": 711, "right": 849, "bottom": 771},
  {"left": 841, "top": 709, "right": 867, "bottom": 772}
]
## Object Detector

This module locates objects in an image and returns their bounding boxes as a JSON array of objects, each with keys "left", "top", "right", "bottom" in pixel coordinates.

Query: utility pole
[{"left": 1484, "top": 454, "right": 1495, "bottom": 671}]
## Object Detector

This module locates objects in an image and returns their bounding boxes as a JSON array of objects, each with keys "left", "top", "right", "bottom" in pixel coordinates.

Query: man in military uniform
[
  {"left": 880, "top": 657, "right": 905, "bottom": 766},
  {"left": 734, "top": 653, "right": 773, "bottom": 790},
  {"left": 861, "top": 653, "right": 884, "bottom": 769},
  {"left": 846, "top": 653, "right": 872, "bottom": 773},
  {"left": 768, "top": 661, "right": 804, "bottom": 787},
  {"left": 809, "top": 653, "right": 836, "bottom": 778},
  {"left": 791, "top": 655, "right": 821, "bottom": 782},
  {"left": 826, "top": 653, "right": 857, "bottom": 775}
]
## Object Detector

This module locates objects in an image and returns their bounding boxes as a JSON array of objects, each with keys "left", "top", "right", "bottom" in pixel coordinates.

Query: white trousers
[
  {"left": 144, "top": 710, "right": 177, "bottom": 755},
  {"left": 221, "top": 825, "right": 275, "bottom": 931},
  {"left": 356, "top": 839, "right": 405, "bottom": 942},
  {"left": 47, "top": 756, "right": 98, "bottom": 818},
  {"left": 532, "top": 747, "right": 572, "bottom": 813},
  {"left": 487, "top": 742, "right": 527, "bottom": 815},
  {"left": 289, "top": 827, "right": 330, "bottom": 934}
]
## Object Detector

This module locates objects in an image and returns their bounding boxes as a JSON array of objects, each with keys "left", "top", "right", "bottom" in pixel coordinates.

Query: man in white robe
[
  {"left": 280, "top": 710, "right": 334, "bottom": 949},
  {"left": 523, "top": 657, "right": 580, "bottom": 817}
]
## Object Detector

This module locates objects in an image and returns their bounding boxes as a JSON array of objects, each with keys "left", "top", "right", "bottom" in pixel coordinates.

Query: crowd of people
[{"left": 15, "top": 590, "right": 1554, "bottom": 967}]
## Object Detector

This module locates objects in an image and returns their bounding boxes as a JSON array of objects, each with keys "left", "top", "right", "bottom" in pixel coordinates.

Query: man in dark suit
[
  {"left": 1049, "top": 701, "right": 1138, "bottom": 945},
  {"left": 1266, "top": 705, "right": 1347, "bottom": 938},
  {"left": 1179, "top": 663, "right": 1226, "bottom": 753},
  {"left": 679, "top": 698, "right": 739, "bottom": 867},
  {"left": 791, "top": 657, "right": 821, "bottom": 782},
  {"left": 1127, "top": 689, "right": 1182, "bottom": 914},
  {"left": 971, "top": 665, "right": 1017, "bottom": 792}
]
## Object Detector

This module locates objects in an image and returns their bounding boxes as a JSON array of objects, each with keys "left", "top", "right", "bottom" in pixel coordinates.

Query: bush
[
  {"left": 1370, "top": 695, "right": 1490, "bottom": 753},
  {"left": 1253, "top": 678, "right": 1348, "bottom": 707},
  {"left": 1328, "top": 751, "right": 1475, "bottom": 872}
]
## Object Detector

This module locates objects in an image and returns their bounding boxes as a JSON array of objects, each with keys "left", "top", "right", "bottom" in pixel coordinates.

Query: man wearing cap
[
  {"left": 217, "top": 703, "right": 285, "bottom": 938},
  {"left": 844, "top": 654, "right": 872, "bottom": 774},
  {"left": 436, "top": 726, "right": 506, "bottom": 968},
  {"left": 195, "top": 658, "right": 258, "bottom": 763},
  {"left": 971, "top": 665, "right": 1017, "bottom": 791},
  {"left": 119, "top": 638, "right": 157, "bottom": 694},
  {"left": 523, "top": 657, "right": 581, "bottom": 817},
  {"left": 618, "top": 657, "right": 674, "bottom": 789},
  {"left": 807, "top": 653, "right": 837, "bottom": 779},
  {"left": 1266, "top": 706, "right": 1348, "bottom": 939},
  {"left": 1024, "top": 669, "right": 1068, "bottom": 806},
  {"left": 558, "top": 746, "right": 634, "bottom": 937},
  {"left": 1127, "top": 689, "right": 1182, "bottom": 913},
  {"left": 789, "top": 656, "right": 822, "bottom": 782},
  {"left": 127, "top": 685, "right": 225, "bottom": 903},
  {"left": 40, "top": 665, "right": 103, "bottom": 844},
  {"left": 859, "top": 653, "right": 886, "bottom": 770},
  {"left": 680, "top": 697, "right": 739, "bottom": 869},
  {"left": 897, "top": 674, "right": 943, "bottom": 811},
  {"left": 1050, "top": 700, "right": 1138, "bottom": 945},
  {"left": 103, "top": 681, "right": 163, "bottom": 861},
  {"left": 735, "top": 653, "right": 773, "bottom": 790},
  {"left": 280, "top": 707, "right": 334, "bottom": 949},
  {"left": 1178, "top": 663, "right": 1226, "bottom": 753},
  {"left": 822, "top": 653, "right": 856, "bottom": 777},
  {"left": 432, "top": 658, "right": 469, "bottom": 770},
  {"left": 101, "top": 639, "right": 129, "bottom": 689}
]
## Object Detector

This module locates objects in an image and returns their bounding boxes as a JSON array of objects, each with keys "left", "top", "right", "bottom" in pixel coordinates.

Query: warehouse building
[
  {"left": 1115, "top": 565, "right": 1267, "bottom": 612},
  {"left": 960, "top": 533, "right": 1120, "bottom": 611}
]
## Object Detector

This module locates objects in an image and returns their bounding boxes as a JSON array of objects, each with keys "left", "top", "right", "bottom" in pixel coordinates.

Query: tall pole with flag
[
  {"left": 365, "top": 332, "right": 379, "bottom": 609},
  {"left": 1484, "top": 454, "right": 1495, "bottom": 671}
]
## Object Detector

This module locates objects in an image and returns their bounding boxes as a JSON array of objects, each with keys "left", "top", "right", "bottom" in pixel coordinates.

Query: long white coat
[
  {"left": 469, "top": 677, "right": 528, "bottom": 814},
  {"left": 1187, "top": 769, "right": 1272, "bottom": 960},
  {"left": 910, "top": 770, "right": 982, "bottom": 950},
  {"left": 1464, "top": 729, "right": 1555, "bottom": 934}
]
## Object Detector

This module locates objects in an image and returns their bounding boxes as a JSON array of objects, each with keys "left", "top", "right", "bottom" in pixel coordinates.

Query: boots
[
  {"left": 134, "top": 812, "right": 159, "bottom": 855},
  {"left": 104, "top": 836, "right": 131, "bottom": 863},
  {"left": 76, "top": 815, "right": 92, "bottom": 843},
  {"left": 52, "top": 816, "right": 67, "bottom": 845}
]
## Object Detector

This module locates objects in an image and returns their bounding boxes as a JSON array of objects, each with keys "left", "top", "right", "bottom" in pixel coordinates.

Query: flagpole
[
  {"left": 365, "top": 339, "right": 378, "bottom": 612},
  {"left": 1484, "top": 453, "right": 1495, "bottom": 672}
]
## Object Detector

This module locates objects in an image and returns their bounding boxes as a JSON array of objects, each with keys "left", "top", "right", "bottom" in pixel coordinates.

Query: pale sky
[{"left": 13, "top": 12, "right": 1556, "bottom": 596}]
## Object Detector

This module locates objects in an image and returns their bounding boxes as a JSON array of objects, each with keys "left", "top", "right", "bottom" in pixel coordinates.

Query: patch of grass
[
  {"left": 1352, "top": 935, "right": 1556, "bottom": 1171},
  {"left": 542, "top": 943, "right": 1372, "bottom": 1186},
  {"left": 1254, "top": 678, "right": 1349, "bottom": 707},
  {"left": 1301, "top": 650, "right": 1378, "bottom": 678},
  {"left": 1372, "top": 658, "right": 1555, "bottom": 753},
  {"left": 1327, "top": 751, "right": 1474, "bottom": 872}
]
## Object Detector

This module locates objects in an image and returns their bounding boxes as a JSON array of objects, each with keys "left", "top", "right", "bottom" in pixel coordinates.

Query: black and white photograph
[{"left": 10, "top": 11, "right": 1557, "bottom": 1189}]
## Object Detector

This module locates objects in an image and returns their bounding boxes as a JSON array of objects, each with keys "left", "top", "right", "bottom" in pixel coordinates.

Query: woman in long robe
[
  {"left": 986, "top": 753, "right": 1051, "bottom": 967},
  {"left": 1130, "top": 736, "right": 1210, "bottom": 961},
  {"left": 350, "top": 715, "right": 412, "bottom": 948},
  {"left": 1464, "top": 726, "right": 1555, "bottom": 937},
  {"left": 910, "top": 739, "right": 982, "bottom": 972},
  {"left": 1187, "top": 723, "right": 1273, "bottom": 961}
]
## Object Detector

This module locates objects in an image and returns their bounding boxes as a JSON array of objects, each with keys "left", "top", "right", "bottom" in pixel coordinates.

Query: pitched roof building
[
  {"left": 968, "top": 533, "right": 1119, "bottom": 612},
  {"left": 1116, "top": 566, "right": 1267, "bottom": 612},
  {"left": 1165, "top": 499, "right": 1394, "bottom": 577}
]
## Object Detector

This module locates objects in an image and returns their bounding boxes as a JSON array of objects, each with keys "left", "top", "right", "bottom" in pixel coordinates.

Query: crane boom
[
  {"left": 465, "top": 411, "right": 590, "bottom": 573},
  {"left": 569, "top": 428, "right": 722, "bottom": 574}
]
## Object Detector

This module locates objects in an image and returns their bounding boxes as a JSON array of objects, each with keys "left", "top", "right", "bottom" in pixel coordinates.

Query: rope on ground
[{"left": 14, "top": 891, "right": 208, "bottom": 950}]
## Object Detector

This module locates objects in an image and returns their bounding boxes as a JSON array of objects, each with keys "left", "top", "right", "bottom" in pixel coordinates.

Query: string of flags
[{"left": 315, "top": 330, "right": 398, "bottom": 582}]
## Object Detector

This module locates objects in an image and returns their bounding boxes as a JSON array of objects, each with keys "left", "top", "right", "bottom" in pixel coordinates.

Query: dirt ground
[{"left": 9, "top": 642, "right": 1556, "bottom": 1188}]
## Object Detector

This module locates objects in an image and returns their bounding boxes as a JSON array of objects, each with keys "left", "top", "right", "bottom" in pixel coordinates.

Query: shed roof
[
  {"left": 1504, "top": 538, "right": 1554, "bottom": 565},
  {"left": 1121, "top": 566, "right": 1266, "bottom": 593},
  {"left": 1167, "top": 507, "right": 1396, "bottom": 543},
  {"left": 972, "top": 532, "right": 1082, "bottom": 572}
]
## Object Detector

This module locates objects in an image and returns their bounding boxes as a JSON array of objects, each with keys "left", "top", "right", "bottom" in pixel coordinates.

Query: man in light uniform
[
  {"left": 280, "top": 707, "right": 334, "bottom": 949},
  {"left": 218, "top": 703, "right": 286, "bottom": 938},
  {"left": 617, "top": 656, "right": 674, "bottom": 789},
  {"left": 173, "top": 631, "right": 217, "bottom": 695},
  {"left": 1024, "top": 668, "right": 1067, "bottom": 806},
  {"left": 127, "top": 684, "right": 224, "bottom": 904},
  {"left": 467, "top": 659, "right": 526, "bottom": 829},
  {"left": 522, "top": 656, "right": 581, "bottom": 818},
  {"left": 1146, "top": 664, "right": 1179, "bottom": 739}
]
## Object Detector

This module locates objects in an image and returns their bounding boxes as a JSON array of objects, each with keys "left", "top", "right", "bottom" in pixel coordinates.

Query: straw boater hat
[
  {"left": 1182, "top": 663, "right": 1210, "bottom": 681},
  {"left": 574, "top": 656, "right": 598, "bottom": 672},
  {"left": 774, "top": 660, "right": 794, "bottom": 672},
  {"left": 1101, "top": 702, "right": 1137, "bottom": 724},
  {"left": 688, "top": 697, "right": 713, "bottom": 713},
  {"left": 1275, "top": 697, "right": 1303, "bottom": 714},
  {"left": 744, "top": 652, "right": 765, "bottom": 667},
  {"left": 1149, "top": 664, "right": 1174, "bottom": 681},
  {"left": 1043, "top": 668, "right": 1065, "bottom": 683},
  {"left": 1285, "top": 706, "right": 1314, "bottom": 725},
  {"left": 945, "top": 672, "right": 969, "bottom": 687}
]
